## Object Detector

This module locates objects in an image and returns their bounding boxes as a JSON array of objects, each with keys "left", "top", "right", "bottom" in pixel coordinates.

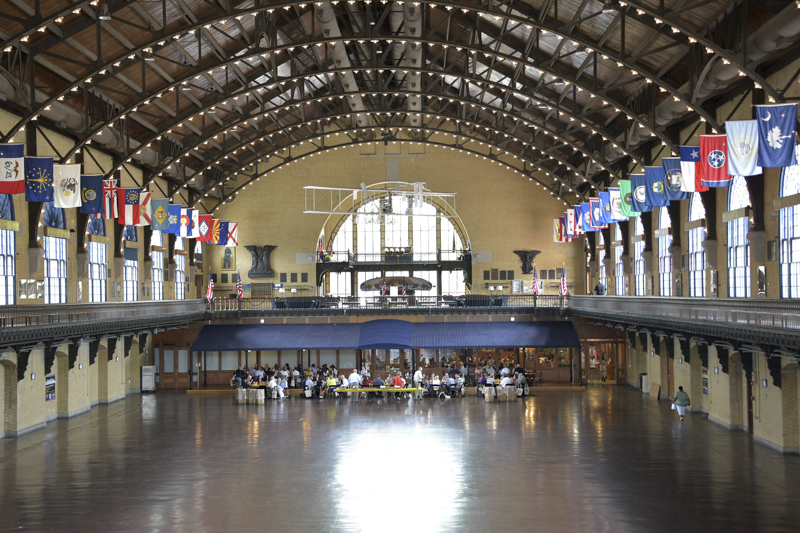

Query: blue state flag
[
  {"left": 580, "top": 202, "right": 597, "bottom": 232},
  {"left": 756, "top": 103, "right": 798, "bottom": 168},
  {"left": 598, "top": 191, "right": 612, "bottom": 224},
  {"left": 79, "top": 174, "right": 103, "bottom": 214},
  {"left": 217, "top": 221, "right": 229, "bottom": 246},
  {"left": 165, "top": 204, "right": 181, "bottom": 234},
  {"left": 662, "top": 158, "right": 690, "bottom": 201},
  {"left": 574, "top": 205, "right": 583, "bottom": 234},
  {"left": 630, "top": 174, "right": 653, "bottom": 212},
  {"left": 726, "top": 120, "right": 762, "bottom": 176},
  {"left": 644, "top": 166, "right": 669, "bottom": 207},
  {"left": 24, "top": 156, "right": 54, "bottom": 202},
  {"left": 150, "top": 198, "right": 170, "bottom": 230}
]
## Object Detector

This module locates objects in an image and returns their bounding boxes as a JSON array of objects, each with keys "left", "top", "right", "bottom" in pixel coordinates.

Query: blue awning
[
  {"left": 358, "top": 319, "right": 413, "bottom": 349},
  {"left": 190, "top": 320, "right": 581, "bottom": 351},
  {"left": 411, "top": 321, "right": 581, "bottom": 349}
]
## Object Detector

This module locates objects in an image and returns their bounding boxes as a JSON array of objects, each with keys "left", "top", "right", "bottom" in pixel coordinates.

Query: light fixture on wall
[
  {"left": 714, "top": 367, "right": 719, "bottom": 374},
  {"left": 762, "top": 379, "right": 768, "bottom": 388}
]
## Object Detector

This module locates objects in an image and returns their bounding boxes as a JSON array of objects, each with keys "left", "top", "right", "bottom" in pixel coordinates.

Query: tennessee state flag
[{"left": 699, "top": 135, "right": 731, "bottom": 188}]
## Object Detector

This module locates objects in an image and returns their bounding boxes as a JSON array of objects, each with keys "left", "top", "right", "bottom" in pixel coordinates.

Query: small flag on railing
[
  {"left": 317, "top": 235, "right": 324, "bottom": 261},
  {"left": 205, "top": 271, "right": 214, "bottom": 302},
  {"left": 532, "top": 266, "right": 539, "bottom": 296},
  {"left": 236, "top": 272, "right": 243, "bottom": 300},
  {"left": 381, "top": 280, "right": 387, "bottom": 297},
  {"left": 402, "top": 281, "right": 407, "bottom": 297},
  {"left": 560, "top": 265, "right": 568, "bottom": 296}
]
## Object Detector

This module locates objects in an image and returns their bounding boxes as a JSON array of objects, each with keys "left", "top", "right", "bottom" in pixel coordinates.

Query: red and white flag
[
  {"left": 205, "top": 271, "right": 214, "bottom": 302},
  {"left": 699, "top": 135, "right": 732, "bottom": 188},
  {"left": 236, "top": 273, "right": 243, "bottom": 300},
  {"left": 135, "top": 191, "right": 152, "bottom": 226},
  {"left": 103, "top": 179, "right": 118, "bottom": 219},
  {"left": 402, "top": 282, "right": 407, "bottom": 297},
  {"left": 532, "top": 266, "right": 540, "bottom": 296},
  {"left": 560, "top": 267, "right": 568, "bottom": 296},
  {"left": 381, "top": 280, "right": 387, "bottom": 297},
  {"left": 226, "top": 222, "right": 238, "bottom": 247},
  {"left": 118, "top": 188, "right": 141, "bottom": 225}
]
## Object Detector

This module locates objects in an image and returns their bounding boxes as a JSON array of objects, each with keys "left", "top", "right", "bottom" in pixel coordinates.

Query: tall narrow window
[
  {"left": 151, "top": 230, "right": 164, "bottom": 301},
  {"left": 688, "top": 192, "right": 706, "bottom": 297},
  {"left": 727, "top": 176, "right": 751, "bottom": 298},
  {"left": 633, "top": 217, "right": 646, "bottom": 296},
  {"left": 87, "top": 216, "right": 107, "bottom": 303},
  {"left": 0, "top": 194, "right": 16, "bottom": 305},
  {"left": 597, "top": 230, "right": 607, "bottom": 290},
  {"left": 614, "top": 224, "right": 625, "bottom": 295},
  {"left": 780, "top": 148, "right": 800, "bottom": 298},
  {"left": 658, "top": 206, "right": 672, "bottom": 296},
  {"left": 43, "top": 202, "right": 67, "bottom": 304},
  {"left": 123, "top": 225, "right": 139, "bottom": 302},
  {"left": 174, "top": 237, "right": 186, "bottom": 300}
]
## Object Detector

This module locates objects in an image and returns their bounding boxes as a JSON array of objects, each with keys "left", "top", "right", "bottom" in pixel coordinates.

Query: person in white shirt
[
  {"left": 500, "top": 366, "right": 511, "bottom": 376},
  {"left": 500, "top": 375, "right": 512, "bottom": 387},
  {"left": 348, "top": 370, "right": 361, "bottom": 387},
  {"left": 413, "top": 368, "right": 424, "bottom": 398}
]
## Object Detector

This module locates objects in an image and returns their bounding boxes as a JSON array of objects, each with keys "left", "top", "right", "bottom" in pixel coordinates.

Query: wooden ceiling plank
[{"left": 154, "top": 100, "right": 177, "bottom": 117}]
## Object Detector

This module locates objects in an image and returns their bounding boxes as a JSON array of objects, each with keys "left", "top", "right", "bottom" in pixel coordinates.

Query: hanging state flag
[
  {"left": 24, "top": 156, "right": 54, "bottom": 202},
  {"left": 598, "top": 191, "right": 612, "bottom": 224},
  {"left": 163, "top": 204, "right": 181, "bottom": 234},
  {"left": 205, "top": 271, "right": 214, "bottom": 302},
  {"left": 679, "top": 146, "right": 703, "bottom": 193},
  {"left": 756, "top": 103, "right": 798, "bottom": 168},
  {"left": 630, "top": 174, "right": 653, "bottom": 213},
  {"left": 210, "top": 219, "right": 221, "bottom": 244},
  {"left": 118, "top": 188, "right": 141, "bottom": 225},
  {"left": 151, "top": 199, "right": 170, "bottom": 230},
  {"left": 726, "top": 119, "right": 762, "bottom": 176},
  {"left": 574, "top": 205, "right": 584, "bottom": 234},
  {"left": 580, "top": 203, "right": 597, "bottom": 232},
  {"left": 79, "top": 174, "right": 103, "bottom": 215},
  {"left": 700, "top": 135, "right": 731, "bottom": 188},
  {"left": 217, "top": 221, "right": 229, "bottom": 246},
  {"left": 662, "top": 158, "right": 690, "bottom": 202},
  {"left": 608, "top": 187, "right": 626, "bottom": 221},
  {"left": 0, "top": 143, "right": 25, "bottom": 194},
  {"left": 644, "top": 166, "right": 669, "bottom": 207},
  {"left": 381, "top": 280, "right": 388, "bottom": 297},
  {"left": 589, "top": 198, "right": 607, "bottom": 229},
  {"left": 226, "top": 222, "right": 239, "bottom": 247},
  {"left": 103, "top": 180, "right": 118, "bottom": 219},
  {"left": 317, "top": 235, "right": 324, "bottom": 261},
  {"left": 135, "top": 191, "right": 152, "bottom": 226},
  {"left": 565, "top": 209, "right": 576, "bottom": 238},
  {"left": 53, "top": 164, "right": 82, "bottom": 208},
  {"left": 553, "top": 218, "right": 564, "bottom": 242},
  {"left": 619, "top": 180, "right": 640, "bottom": 218},
  {"left": 179, "top": 208, "right": 193, "bottom": 237},
  {"left": 189, "top": 210, "right": 200, "bottom": 239},
  {"left": 198, "top": 214, "right": 213, "bottom": 242},
  {"left": 531, "top": 267, "right": 540, "bottom": 296}
]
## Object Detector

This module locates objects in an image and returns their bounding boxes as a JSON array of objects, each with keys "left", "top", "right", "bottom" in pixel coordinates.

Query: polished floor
[{"left": 2, "top": 387, "right": 799, "bottom": 533}]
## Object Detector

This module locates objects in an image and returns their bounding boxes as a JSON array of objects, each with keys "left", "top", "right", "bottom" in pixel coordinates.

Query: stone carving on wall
[
  {"left": 245, "top": 245, "right": 277, "bottom": 278},
  {"left": 513, "top": 250, "right": 541, "bottom": 274}
]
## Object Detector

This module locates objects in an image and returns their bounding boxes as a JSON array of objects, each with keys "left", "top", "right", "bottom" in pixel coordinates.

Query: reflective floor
[{"left": 2, "top": 387, "right": 800, "bottom": 533}]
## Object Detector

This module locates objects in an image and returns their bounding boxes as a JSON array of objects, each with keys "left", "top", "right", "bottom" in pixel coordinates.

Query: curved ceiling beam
[
  {"left": 198, "top": 132, "right": 580, "bottom": 213},
  {"left": 1, "top": 2, "right": 719, "bottom": 152},
  {"left": 0, "top": 0, "right": 96, "bottom": 52}
]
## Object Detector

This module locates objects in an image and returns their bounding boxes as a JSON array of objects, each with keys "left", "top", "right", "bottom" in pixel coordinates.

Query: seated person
[
  {"left": 500, "top": 374, "right": 513, "bottom": 387},
  {"left": 431, "top": 375, "right": 441, "bottom": 386},
  {"left": 516, "top": 373, "right": 527, "bottom": 386},
  {"left": 232, "top": 367, "right": 245, "bottom": 389},
  {"left": 478, "top": 375, "right": 487, "bottom": 386},
  {"left": 304, "top": 377, "right": 314, "bottom": 390},
  {"left": 486, "top": 375, "right": 495, "bottom": 386},
  {"left": 372, "top": 376, "right": 385, "bottom": 388}
]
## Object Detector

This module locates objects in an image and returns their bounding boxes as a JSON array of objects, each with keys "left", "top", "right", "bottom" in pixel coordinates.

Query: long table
[{"left": 333, "top": 387, "right": 424, "bottom": 401}]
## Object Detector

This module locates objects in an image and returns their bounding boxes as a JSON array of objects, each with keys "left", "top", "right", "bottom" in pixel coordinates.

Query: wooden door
[{"left": 159, "top": 348, "right": 177, "bottom": 388}]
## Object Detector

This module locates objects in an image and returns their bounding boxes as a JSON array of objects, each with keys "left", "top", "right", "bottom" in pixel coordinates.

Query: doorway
[{"left": 156, "top": 345, "right": 191, "bottom": 388}]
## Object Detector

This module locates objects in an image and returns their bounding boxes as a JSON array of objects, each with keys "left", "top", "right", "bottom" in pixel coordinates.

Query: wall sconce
[
  {"left": 714, "top": 367, "right": 719, "bottom": 374},
  {"left": 762, "top": 379, "right": 768, "bottom": 388},
  {"left": 678, "top": 358, "right": 683, "bottom": 364},
  {"left": 31, "top": 373, "right": 35, "bottom": 380}
]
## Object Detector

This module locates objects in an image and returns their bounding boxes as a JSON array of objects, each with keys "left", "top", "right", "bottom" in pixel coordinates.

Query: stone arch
[{"left": 0, "top": 354, "right": 18, "bottom": 437}]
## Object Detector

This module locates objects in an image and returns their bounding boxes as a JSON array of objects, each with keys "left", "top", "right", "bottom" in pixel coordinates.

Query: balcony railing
[
  {"left": 568, "top": 295, "right": 800, "bottom": 331},
  {"left": 0, "top": 300, "right": 207, "bottom": 329},
  {"left": 210, "top": 294, "right": 566, "bottom": 312}
]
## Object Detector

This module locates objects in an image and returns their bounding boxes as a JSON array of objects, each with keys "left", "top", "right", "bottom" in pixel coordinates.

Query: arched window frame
[
  {"left": 123, "top": 225, "right": 138, "bottom": 302},
  {"left": 614, "top": 224, "right": 625, "bottom": 295},
  {"left": 779, "top": 147, "right": 800, "bottom": 298},
  {"left": 633, "top": 217, "right": 646, "bottom": 296},
  {"left": 658, "top": 206, "right": 673, "bottom": 296},
  {"left": 87, "top": 217, "right": 107, "bottom": 303},
  {"left": 727, "top": 176, "right": 751, "bottom": 298},
  {"left": 151, "top": 230, "right": 164, "bottom": 301},
  {"left": 174, "top": 237, "right": 186, "bottom": 300},
  {"left": 688, "top": 192, "right": 707, "bottom": 297},
  {"left": 0, "top": 194, "right": 16, "bottom": 305},
  {"left": 597, "top": 230, "right": 607, "bottom": 290},
  {"left": 43, "top": 202, "right": 67, "bottom": 304}
]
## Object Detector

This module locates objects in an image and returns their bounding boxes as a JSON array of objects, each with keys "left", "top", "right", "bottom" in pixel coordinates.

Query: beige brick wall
[
  {"left": 752, "top": 353, "right": 784, "bottom": 447},
  {"left": 707, "top": 347, "right": 732, "bottom": 427},
  {"left": 15, "top": 348, "right": 46, "bottom": 434}
]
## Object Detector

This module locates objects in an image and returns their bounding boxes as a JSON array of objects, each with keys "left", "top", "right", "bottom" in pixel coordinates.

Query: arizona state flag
[
  {"left": 198, "top": 214, "right": 213, "bottom": 242},
  {"left": 699, "top": 135, "right": 731, "bottom": 188}
]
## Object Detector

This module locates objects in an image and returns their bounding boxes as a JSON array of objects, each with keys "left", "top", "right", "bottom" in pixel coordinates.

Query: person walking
[{"left": 672, "top": 386, "right": 690, "bottom": 421}]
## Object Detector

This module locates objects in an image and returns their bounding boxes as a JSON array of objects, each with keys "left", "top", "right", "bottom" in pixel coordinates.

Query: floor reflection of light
[{"left": 333, "top": 428, "right": 464, "bottom": 532}]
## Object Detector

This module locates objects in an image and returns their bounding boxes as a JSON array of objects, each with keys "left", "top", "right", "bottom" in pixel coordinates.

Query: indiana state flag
[
  {"left": 630, "top": 174, "right": 653, "bottom": 213},
  {"left": 756, "top": 103, "right": 798, "bottom": 168},
  {"left": 150, "top": 198, "right": 170, "bottom": 231},
  {"left": 726, "top": 119, "right": 762, "bottom": 176},
  {"left": 24, "top": 156, "right": 54, "bottom": 202},
  {"left": 662, "top": 158, "right": 689, "bottom": 202}
]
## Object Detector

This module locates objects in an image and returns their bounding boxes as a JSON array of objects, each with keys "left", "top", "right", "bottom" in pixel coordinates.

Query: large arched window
[
  {"left": 633, "top": 217, "right": 646, "bottom": 296},
  {"left": 780, "top": 149, "right": 800, "bottom": 298},
  {"left": 151, "top": 230, "right": 164, "bottom": 301},
  {"left": 658, "top": 207, "right": 672, "bottom": 296},
  {"left": 43, "top": 202, "right": 67, "bottom": 304},
  {"left": 727, "top": 176, "right": 751, "bottom": 298},
  {"left": 174, "top": 237, "right": 186, "bottom": 300},
  {"left": 87, "top": 217, "right": 107, "bottom": 303},
  {"left": 326, "top": 194, "right": 465, "bottom": 297},
  {"left": 688, "top": 192, "right": 706, "bottom": 297},
  {"left": 0, "top": 194, "right": 16, "bottom": 305},
  {"left": 614, "top": 224, "right": 625, "bottom": 295},
  {"left": 597, "top": 230, "right": 606, "bottom": 290},
  {"left": 123, "top": 225, "right": 139, "bottom": 302}
]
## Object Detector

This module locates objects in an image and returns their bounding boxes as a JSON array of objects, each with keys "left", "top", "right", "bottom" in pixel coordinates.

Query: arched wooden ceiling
[{"left": 0, "top": 0, "right": 796, "bottom": 212}]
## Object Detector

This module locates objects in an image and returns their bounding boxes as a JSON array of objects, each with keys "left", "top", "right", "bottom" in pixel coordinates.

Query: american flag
[
  {"left": 381, "top": 280, "right": 387, "bottom": 297},
  {"left": 402, "top": 281, "right": 407, "bottom": 297},
  {"left": 317, "top": 236, "right": 324, "bottom": 261},
  {"left": 236, "top": 272, "right": 243, "bottom": 300},
  {"left": 532, "top": 266, "right": 539, "bottom": 296},
  {"left": 205, "top": 271, "right": 214, "bottom": 302},
  {"left": 560, "top": 266, "right": 568, "bottom": 296}
]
